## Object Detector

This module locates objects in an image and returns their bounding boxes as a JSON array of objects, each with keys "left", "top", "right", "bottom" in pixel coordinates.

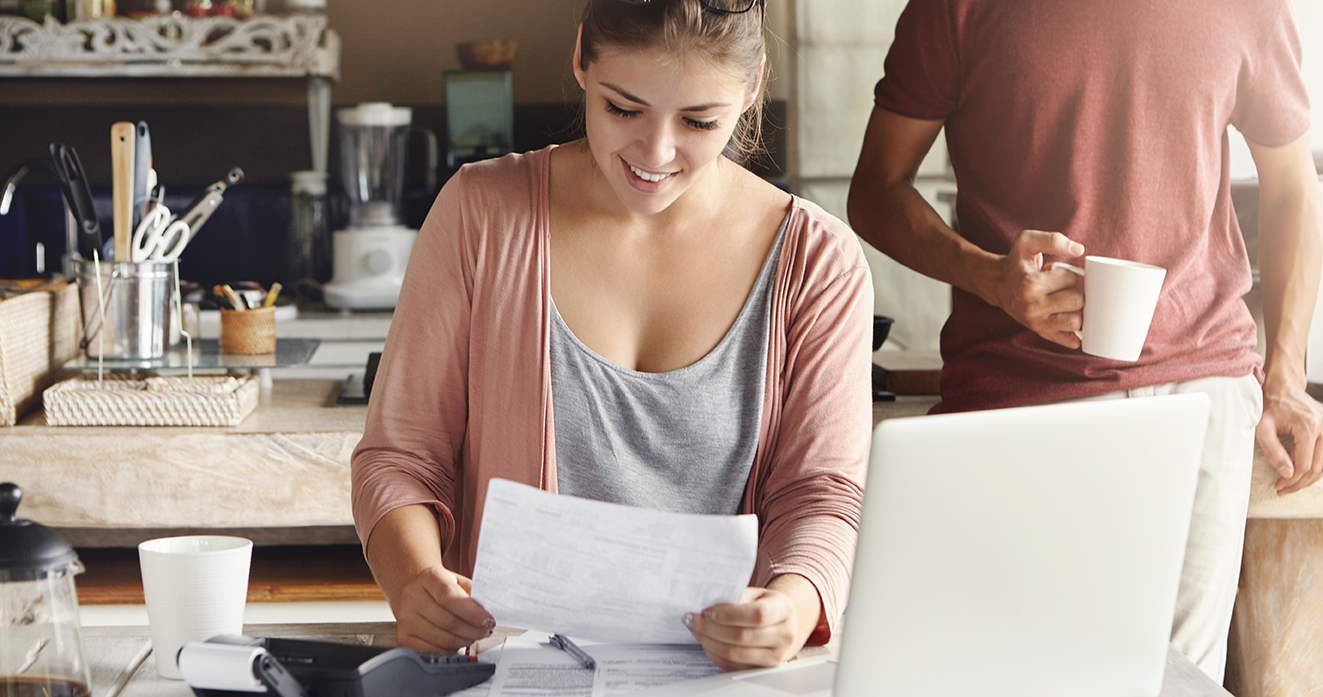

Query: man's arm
[
  {"left": 1249, "top": 131, "right": 1323, "bottom": 495},
  {"left": 847, "top": 107, "right": 1085, "bottom": 348}
]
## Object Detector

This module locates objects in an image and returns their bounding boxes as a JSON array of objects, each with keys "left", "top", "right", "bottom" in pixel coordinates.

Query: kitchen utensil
[
  {"left": 48, "top": 144, "right": 102, "bottom": 259},
  {"left": 173, "top": 167, "right": 244, "bottom": 246},
  {"left": 130, "top": 203, "right": 190, "bottom": 263},
  {"left": 132, "top": 121, "right": 152, "bottom": 232},
  {"left": 111, "top": 122, "right": 136, "bottom": 262},
  {"left": 0, "top": 482, "right": 93, "bottom": 697}
]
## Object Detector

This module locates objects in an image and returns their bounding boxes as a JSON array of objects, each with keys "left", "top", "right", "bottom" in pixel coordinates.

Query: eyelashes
[
  {"left": 604, "top": 100, "right": 721, "bottom": 132},
  {"left": 604, "top": 101, "right": 639, "bottom": 118}
]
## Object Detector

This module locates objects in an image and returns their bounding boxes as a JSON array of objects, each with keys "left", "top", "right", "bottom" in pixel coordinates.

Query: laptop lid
[
  {"left": 834, "top": 393, "right": 1208, "bottom": 697},
  {"left": 633, "top": 393, "right": 1208, "bottom": 697}
]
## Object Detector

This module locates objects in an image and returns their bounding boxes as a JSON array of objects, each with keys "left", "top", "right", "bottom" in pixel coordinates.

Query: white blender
[{"left": 323, "top": 102, "right": 433, "bottom": 310}]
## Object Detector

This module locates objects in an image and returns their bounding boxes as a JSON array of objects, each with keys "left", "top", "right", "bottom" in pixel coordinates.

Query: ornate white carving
[{"left": 0, "top": 14, "right": 338, "bottom": 77}]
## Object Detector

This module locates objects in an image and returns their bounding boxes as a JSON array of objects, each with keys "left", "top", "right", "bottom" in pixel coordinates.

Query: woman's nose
[{"left": 636, "top": 120, "right": 676, "bottom": 167}]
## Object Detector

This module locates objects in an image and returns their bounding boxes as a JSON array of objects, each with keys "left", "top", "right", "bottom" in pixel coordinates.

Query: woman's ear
[
  {"left": 572, "top": 24, "right": 588, "bottom": 91},
  {"left": 742, "top": 55, "right": 766, "bottom": 112}
]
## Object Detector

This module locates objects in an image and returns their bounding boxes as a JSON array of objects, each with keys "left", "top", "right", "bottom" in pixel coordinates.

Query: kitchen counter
[
  {"left": 6, "top": 350, "right": 1322, "bottom": 693},
  {"left": 2, "top": 379, "right": 366, "bottom": 546},
  {"left": 8, "top": 354, "right": 1322, "bottom": 539}
]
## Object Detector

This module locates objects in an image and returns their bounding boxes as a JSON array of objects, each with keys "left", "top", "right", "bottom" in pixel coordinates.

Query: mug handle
[
  {"left": 1051, "top": 261, "right": 1085, "bottom": 277},
  {"left": 1050, "top": 262, "right": 1085, "bottom": 342}
]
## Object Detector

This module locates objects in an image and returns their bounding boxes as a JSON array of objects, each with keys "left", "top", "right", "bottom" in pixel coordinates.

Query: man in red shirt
[{"left": 849, "top": 0, "right": 1322, "bottom": 681}]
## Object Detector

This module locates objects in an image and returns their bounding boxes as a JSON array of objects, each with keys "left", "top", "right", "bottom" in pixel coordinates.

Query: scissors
[{"left": 130, "top": 202, "right": 190, "bottom": 263}]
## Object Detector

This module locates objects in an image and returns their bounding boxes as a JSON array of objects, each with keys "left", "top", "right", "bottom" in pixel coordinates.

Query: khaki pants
[{"left": 1063, "top": 374, "right": 1262, "bottom": 682}]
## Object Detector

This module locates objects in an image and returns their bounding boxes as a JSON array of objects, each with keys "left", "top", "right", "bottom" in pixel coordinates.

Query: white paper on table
[
  {"left": 472, "top": 636, "right": 722, "bottom": 697},
  {"left": 470, "top": 479, "right": 758, "bottom": 644}
]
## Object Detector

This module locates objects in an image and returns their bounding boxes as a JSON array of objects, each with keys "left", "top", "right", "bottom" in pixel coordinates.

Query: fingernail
[
  {"left": 703, "top": 610, "right": 715, "bottom": 620},
  {"left": 683, "top": 613, "right": 695, "bottom": 627},
  {"left": 482, "top": 618, "right": 495, "bottom": 629}
]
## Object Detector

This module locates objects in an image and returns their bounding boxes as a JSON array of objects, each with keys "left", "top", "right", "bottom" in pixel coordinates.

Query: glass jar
[
  {"left": 289, "top": 170, "right": 331, "bottom": 293},
  {"left": 0, "top": 483, "right": 91, "bottom": 697}
]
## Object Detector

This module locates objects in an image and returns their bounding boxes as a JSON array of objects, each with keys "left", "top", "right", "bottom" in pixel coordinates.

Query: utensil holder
[
  {"left": 220, "top": 307, "right": 276, "bottom": 354},
  {"left": 76, "top": 258, "right": 173, "bottom": 360}
]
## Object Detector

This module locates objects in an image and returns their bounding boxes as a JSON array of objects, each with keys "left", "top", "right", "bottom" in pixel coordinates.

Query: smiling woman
[{"left": 350, "top": 0, "right": 874, "bottom": 676}]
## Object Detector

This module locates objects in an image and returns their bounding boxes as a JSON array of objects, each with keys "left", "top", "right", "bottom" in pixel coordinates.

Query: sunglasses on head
[{"left": 613, "top": 0, "right": 761, "bottom": 15}]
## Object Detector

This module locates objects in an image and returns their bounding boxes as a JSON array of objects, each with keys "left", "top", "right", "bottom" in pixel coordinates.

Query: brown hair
[{"left": 577, "top": 0, "right": 768, "bottom": 162}]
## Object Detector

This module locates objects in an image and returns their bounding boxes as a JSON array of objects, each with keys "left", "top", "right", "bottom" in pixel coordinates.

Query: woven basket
[
  {"left": 0, "top": 282, "right": 82, "bottom": 426},
  {"left": 43, "top": 374, "right": 260, "bottom": 427},
  {"left": 220, "top": 307, "right": 276, "bottom": 354}
]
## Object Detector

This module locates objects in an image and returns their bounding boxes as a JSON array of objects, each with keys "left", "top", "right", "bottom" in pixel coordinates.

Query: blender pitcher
[
  {"left": 324, "top": 102, "right": 436, "bottom": 310},
  {"left": 0, "top": 483, "right": 91, "bottom": 697},
  {"left": 340, "top": 102, "right": 413, "bottom": 227}
]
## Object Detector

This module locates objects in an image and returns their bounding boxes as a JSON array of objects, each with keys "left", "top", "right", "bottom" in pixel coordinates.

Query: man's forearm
[
  {"left": 1257, "top": 145, "right": 1322, "bottom": 386},
  {"left": 847, "top": 176, "right": 998, "bottom": 302}
]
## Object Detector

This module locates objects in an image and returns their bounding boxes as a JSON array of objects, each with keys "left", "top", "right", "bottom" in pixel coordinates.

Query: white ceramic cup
[
  {"left": 1051, "top": 256, "right": 1166, "bottom": 362},
  {"left": 138, "top": 535, "right": 253, "bottom": 679}
]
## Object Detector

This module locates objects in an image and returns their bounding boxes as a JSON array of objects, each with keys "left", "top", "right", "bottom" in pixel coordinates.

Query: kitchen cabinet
[{"left": 0, "top": 13, "right": 340, "bottom": 173}]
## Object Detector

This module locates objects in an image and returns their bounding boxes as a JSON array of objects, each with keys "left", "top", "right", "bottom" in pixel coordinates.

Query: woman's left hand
[{"left": 684, "top": 574, "right": 822, "bottom": 672}]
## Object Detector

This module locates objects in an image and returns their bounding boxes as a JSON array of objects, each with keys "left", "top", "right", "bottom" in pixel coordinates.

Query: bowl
[
  {"left": 873, "top": 315, "right": 894, "bottom": 351},
  {"left": 457, "top": 40, "right": 518, "bottom": 70}
]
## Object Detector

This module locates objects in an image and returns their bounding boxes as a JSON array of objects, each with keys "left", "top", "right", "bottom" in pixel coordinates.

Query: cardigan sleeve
[
  {"left": 350, "top": 166, "right": 476, "bottom": 558},
  {"left": 752, "top": 207, "right": 874, "bottom": 646}
]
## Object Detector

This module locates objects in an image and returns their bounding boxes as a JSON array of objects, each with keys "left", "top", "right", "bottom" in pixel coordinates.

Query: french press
[{"left": 0, "top": 482, "right": 91, "bottom": 697}]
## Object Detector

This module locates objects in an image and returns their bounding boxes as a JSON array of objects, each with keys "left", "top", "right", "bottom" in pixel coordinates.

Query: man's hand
[
  {"left": 979, "top": 230, "right": 1087, "bottom": 348},
  {"left": 392, "top": 565, "right": 494, "bottom": 653},
  {"left": 1258, "top": 378, "right": 1323, "bottom": 495}
]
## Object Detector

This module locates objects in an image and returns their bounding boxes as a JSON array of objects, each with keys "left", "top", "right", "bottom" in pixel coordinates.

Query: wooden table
[{"left": 81, "top": 622, "right": 1229, "bottom": 697}]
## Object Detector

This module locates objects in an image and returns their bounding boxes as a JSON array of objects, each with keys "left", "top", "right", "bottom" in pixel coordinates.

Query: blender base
[{"left": 324, "top": 226, "right": 416, "bottom": 310}]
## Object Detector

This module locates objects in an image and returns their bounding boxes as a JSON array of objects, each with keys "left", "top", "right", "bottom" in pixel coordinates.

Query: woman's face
[{"left": 574, "top": 41, "right": 756, "bottom": 216}]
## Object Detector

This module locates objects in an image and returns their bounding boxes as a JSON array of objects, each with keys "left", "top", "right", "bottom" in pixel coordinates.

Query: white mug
[
  {"left": 139, "top": 536, "right": 253, "bottom": 679},
  {"left": 1051, "top": 256, "right": 1166, "bottom": 362}
]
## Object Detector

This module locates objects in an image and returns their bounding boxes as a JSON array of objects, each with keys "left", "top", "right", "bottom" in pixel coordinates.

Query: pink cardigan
[{"left": 351, "top": 147, "right": 873, "bottom": 643}]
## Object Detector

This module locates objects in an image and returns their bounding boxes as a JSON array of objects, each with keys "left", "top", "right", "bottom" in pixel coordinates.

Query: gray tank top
[{"left": 551, "top": 214, "right": 789, "bottom": 515}]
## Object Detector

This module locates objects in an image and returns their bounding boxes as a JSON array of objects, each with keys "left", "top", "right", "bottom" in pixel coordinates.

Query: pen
[
  {"left": 263, "top": 282, "right": 282, "bottom": 308},
  {"left": 549, "top": 634, "right": 596, "bottom": 671}
]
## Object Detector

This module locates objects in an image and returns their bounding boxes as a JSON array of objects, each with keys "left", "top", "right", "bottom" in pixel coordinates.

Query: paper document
[
  {"left": 471, "top": 479, "right": 758, "bottom": 644},
  {"left": 449, "top": 633, "right": 722, "bottom": 697}
]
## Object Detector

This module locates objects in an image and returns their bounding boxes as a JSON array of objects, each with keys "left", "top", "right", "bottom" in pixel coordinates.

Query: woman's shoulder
[
  {"left": 782, "top": 194, "right": 869, "bottom": 277},
  {"left": 448, "top": 146, "right": 554, "bottom": 193}
]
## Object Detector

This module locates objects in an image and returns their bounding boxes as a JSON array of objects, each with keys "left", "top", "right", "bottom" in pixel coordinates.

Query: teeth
[{"left": 630, "top": 165, "right": 670, "bottom": 183}]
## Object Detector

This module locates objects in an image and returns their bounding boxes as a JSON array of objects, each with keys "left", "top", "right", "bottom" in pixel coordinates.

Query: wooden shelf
[
  {"left": 75, "top": 544, "right": 384, "bottom": 605},
  {"left": 0, "top": 14, "right": 338, "bottom": 78}
]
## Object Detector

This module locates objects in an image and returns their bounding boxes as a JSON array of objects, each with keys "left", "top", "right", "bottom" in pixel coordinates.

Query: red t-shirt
[{"left": 874, "top": 0, "right": 1310, "bottom": 413}]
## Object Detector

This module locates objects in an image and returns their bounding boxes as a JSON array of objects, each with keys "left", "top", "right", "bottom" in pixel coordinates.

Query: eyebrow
[{"left": 600, "top": 82, "right": 731, "bottom": 112}]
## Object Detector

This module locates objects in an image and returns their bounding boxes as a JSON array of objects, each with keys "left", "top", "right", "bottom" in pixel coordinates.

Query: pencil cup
[{"left": 220, "top": 307, "right": 276, "bottom": 354}]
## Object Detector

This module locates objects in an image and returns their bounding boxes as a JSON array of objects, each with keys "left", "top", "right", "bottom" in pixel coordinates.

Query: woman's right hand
[{"left": 392, "top": 564, "right": 495, "bottom": 653}]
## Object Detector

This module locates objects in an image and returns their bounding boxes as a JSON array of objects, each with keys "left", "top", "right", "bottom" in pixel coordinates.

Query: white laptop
[{"left": 635, "top": 393, "right": 1209, "bottom": 697}]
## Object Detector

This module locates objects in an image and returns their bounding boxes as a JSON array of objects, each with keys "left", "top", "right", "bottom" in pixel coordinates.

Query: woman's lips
[{"left": 622, "top": 158, "right": 676, "bottom": 192}]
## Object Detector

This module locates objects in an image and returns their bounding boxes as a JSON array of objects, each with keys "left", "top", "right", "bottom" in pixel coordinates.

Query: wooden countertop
[
  {"left": 75, "top": 545, "right": 383, "bottom": 605},
  {"left": 13, "top": 378, "right": 367, "bottom": 432},
  {"left": 7, "top": 353, "right": 1323, "bottom": 541},
  {"left": 4, "top": 379, "right": 366, "bottom": 533}
]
